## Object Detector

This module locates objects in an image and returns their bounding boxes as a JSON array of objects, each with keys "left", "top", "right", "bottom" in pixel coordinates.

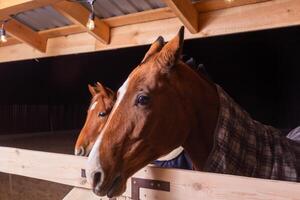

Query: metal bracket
[
  {"left": 81, "top": 168, "right": 86, "bottom": 178},
  {"left": 131, "top": 177, "right": 170, "bottom": 200}
]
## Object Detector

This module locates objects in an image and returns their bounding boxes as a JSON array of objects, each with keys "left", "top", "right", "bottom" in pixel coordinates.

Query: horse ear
[
  {"left": 88, "top": 84, "right": 98, "bottom": 97},
  {"left": 141, "top": 36, "right": 165, "bottom": 63},
  {"left": 96, "top": 82, "right": 109, "bottom": 97},
  {"left": 105, "top": 87, "right": 115, "bottom": 98},
  {"left": 157, "top": 26, "right": 184, "bottom": 72},
  {"left": 88, "top": 82, "right": 108, "bottom": 97}
]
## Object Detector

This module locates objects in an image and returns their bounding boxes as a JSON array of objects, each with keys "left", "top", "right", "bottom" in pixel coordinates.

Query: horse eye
[
  {"left": 98, "top": 112, "right": 107, "bottom": 117},
  {"left": 137, "top": 95, "right": 150, "bottom": 106}
]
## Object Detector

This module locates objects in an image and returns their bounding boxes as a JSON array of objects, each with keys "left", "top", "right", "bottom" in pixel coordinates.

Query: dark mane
[{"left": 182, "top": 55, "right": 213, "bottom": 83}]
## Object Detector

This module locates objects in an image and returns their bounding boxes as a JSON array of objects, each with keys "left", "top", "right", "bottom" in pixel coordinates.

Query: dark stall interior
[{"left": 0, "top": 26, "right": 300, "bottom": 135}]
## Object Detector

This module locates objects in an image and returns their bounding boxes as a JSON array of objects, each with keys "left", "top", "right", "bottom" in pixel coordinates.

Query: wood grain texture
[
  {"left": 63, "top": 188, "right": 129, "bottom": 200},
  {"left": 63, "top": 188, "right": 103, "bottom": 200},
  {"left": 53, "top": 1, "right": 110, "bottom": 44},
  {"left": 0, "top": 0, "right": 299, "bottom": 63},
  {"left": 0, "top": 25, "right": 85, "bottom": 47},
  {"left": 40, "top": 24, "right": 86, "bottom": 38},
  {"left": 103, "top": 7, "right": 176, "bottom": 28},
  {"left": 0, "top": 0, "right": 62, "bottom": 20},
  {"left": 195, "top": 0, "right": 271, "bottom": 13},
  {"left": 1, "top": 146, "right": 300, "bottom": 199},
  {"left": 0, "top": 36, "right": 20, "bottom": 47},
  {"left": 5, "top": 18, "right": 47, "bottom": 52},
  {"left": 0, "top": 0, "right": 272, "bottom": 50},
  {"left": 0, "top": 147, "right": 87, "bottom": 188},
  {"left": 0, "top": 130, "right": 78, "bottom": 200},
  {"left": 162, "top": 0, "right": 199, "bottom": 33}
]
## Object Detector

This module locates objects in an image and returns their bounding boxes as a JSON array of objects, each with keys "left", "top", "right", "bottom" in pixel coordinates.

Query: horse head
[
  {"left": 86, "top": 27, "right": 219, "bottom": 197},
  {"left": 74, "top": 82, "right": 115, "bottom": 156}
]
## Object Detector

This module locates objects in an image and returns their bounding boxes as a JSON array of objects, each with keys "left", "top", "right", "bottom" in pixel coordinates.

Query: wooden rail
[{"left": 0, "top": 146, "right": 300, "bottom": 200}]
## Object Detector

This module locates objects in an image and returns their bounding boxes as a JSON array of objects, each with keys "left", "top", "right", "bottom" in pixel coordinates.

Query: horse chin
[
  {"left": 93, "top": 175, "right": 126, "bottom": 198},
  {"left": 107, "top": 176, "right": 126, "bottom": 198}
]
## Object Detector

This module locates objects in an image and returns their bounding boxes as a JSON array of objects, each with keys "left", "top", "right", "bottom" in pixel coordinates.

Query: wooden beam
[
  {"left": 0, "top": 0, "right": 271, "bottom": 49},
  {"left": 1, "top": 0, "right": 266, "bottom": 48},
  {"left": 63, "top": 188, "right": 117, "bottom": 200},
  {"left": 163, "top": 0, "right": 261, "bottom": 34},
  {"left": 0, "top": 147, "right": 87, "bottom": 188},
  {"left": 1, "top": 146, "right": 300, "bottom": 200},
  {"left": 98, "top": 0, "right": 273, "bottom": 28},
  {"left": 0, "top": 0, "right": 62, "bottom": 20},
  {"left": 103, "top": 7, "right": 175, "bottom": 28},
  {"left": 195, "top": 0, "right": 270, "bottom": 13},
  {"left": 0, "top": 36, "right": 20, "bottom": 47},
  {"left": 162, "top": 0, "right": 199, "bottom": 33},
  {"left": 39, "top": 24, "right": 86, "bottom": 38},
  {"left": 53, "top": 1, "right": 110, "bottom": 44},
  {"left": 0, "top": 0, "right": 299, "bottom": 63},
  {"left": 5, "top": 18, "right": 47, "bottom": 52},
  {"left": 0, "top": 25, "right": 85, "bottom": 47},
  {"left": 63, "top": 188, "right": 100, "bottom": 200}
]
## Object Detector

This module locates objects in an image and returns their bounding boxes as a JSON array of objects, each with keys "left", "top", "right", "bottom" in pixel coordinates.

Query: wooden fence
[{"left": 1, "top": 146, "right": 300, "bottom": 199}]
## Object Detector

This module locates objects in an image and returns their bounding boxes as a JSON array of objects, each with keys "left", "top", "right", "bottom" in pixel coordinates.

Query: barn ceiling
[{"left": 1, "top": 0, "right": 298, "bottom": 63}]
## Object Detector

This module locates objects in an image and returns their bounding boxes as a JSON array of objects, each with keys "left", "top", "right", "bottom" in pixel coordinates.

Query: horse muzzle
[
  {"left": 92, "top": 172, "right": 123, "bottom": 198},
  {"left": 74, "top": 146, "right": 86, "bottom": 156}
]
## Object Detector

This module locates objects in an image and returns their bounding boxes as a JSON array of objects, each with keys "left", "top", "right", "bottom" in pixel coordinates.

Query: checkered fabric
[{"left": 204, "top": 85, "right": 300, "bottom": 182}]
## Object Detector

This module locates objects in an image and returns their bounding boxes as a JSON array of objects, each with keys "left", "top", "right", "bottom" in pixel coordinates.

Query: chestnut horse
[
  {"left": 87, "top": 27, "right": 300, "bottom": 197},
  {"left": 74, "top": 82, "right": 115, "bottom": 156},
  {"left": 75, "top": 83, "right": 186, "bottom": 162}
]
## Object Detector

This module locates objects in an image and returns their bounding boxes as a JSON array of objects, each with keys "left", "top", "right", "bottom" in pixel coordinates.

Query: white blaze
[
  {"left": 90, "top": 101, "right": 98, "bottom": 111},
  {"left": 86, "top": 79, "right": 129, "bottom": 186}
]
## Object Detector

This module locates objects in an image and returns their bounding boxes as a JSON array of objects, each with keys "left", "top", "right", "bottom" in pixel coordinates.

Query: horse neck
[{"left": 175, "top": 62, "right": 220, "bottom": 170}]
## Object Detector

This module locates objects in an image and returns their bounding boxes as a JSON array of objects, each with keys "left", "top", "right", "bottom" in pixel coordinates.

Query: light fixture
[
  {"left": 86, "top": 12, "right": 95, "bottom": 30},
  {"left": 86, "top": 0, "right": 96, "bottom": 31},
  {"left": 225, "top": 0, "right": 234, "bottom": 3},
  {"left": 0, "top": 23, "right": 7, "bottom": 43}
]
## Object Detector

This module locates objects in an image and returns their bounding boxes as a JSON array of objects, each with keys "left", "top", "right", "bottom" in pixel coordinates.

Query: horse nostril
[
  {"left": 75, "top": 146, "right": 85, "bottom": 156},
  {"left": 93, "top": 171, "right": 102, "bottom": 189}
]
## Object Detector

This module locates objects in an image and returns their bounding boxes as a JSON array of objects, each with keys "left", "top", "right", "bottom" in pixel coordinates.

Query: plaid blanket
[{"left": 204, "top": 85, "right": 300, "bottom": 182}]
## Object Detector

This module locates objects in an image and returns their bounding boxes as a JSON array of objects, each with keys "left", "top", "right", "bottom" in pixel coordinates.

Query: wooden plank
[
  {"left": 39, "top": 24, "right": 86, "bottom": 38},
  {"left": 63, "top": 188, "right": 128, "bottom": 200},
  {"left": 1, "top": 146, "right": 300, "bottom": 200},
  {"left": 53, "top": 1, "right": 110, "bottom": 44},
  {"left": 0, "top": 36, "right": 19, "bottom": 47},
  {"left": 195, "top": 0, "right": 271, "bottom": 13},
  {"left": 0, "top": 0, "right": 62, "bottom": 20},
  {"left": 0, "top": 0, "right": 271, "bottom": 26},
  {"left": 0, "top": 0, "right": 299, "bottom": 63},
  {"left": 0, "top": 147, "right": 87, "bottom": 188},
  {"left": 0, "top": 0, "right": 257, "bottom": 49},
  {"left": 0, "top": 0, "right": 271, "bottom": 49},
  {"left": 0, "top": 25, "right": 84, "bottom": 47},
  {"left": 4, "top": 18, "right": 47, "bottom": 52},
  {"left": 63, "top": 188, "right": 108, "bottom": 200},
  {"left": 103, "top": 7, "right": 175, "bottom": 28},
  {"left": 162, "top": 0, "right": 199, "bottom": 33}
]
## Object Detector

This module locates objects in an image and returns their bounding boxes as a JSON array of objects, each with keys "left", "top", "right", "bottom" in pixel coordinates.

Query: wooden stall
[
  {"left": 1, "top": 0, "right": 300, "bottom": 199},
  {"left": 1, "top": 146, "right": 300, "bottom": 200}
]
